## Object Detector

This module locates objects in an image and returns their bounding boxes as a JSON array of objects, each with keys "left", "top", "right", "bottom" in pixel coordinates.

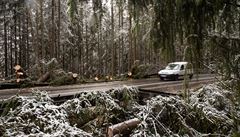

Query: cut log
[
  {"left": 14, "top": 65, "right": 27, "bottom": 79},
  {"left": 14, "top": 65, "right": 21, "bottom": 71},
  {"left": 37, "top": 72, "right": 50, "bottom": 83},
  {"left": 94, "top": 77, "right": 99, "bottom": 81},
  {"left": 72, "top": 73, "right": 78, "bottom": 79},
  {"left": 17, "top": 72, "right": 24, "bottom": 76},
  {"left": 128, "top": 72, "right": 132, "bottom": 77},
  {"left": 16, "top": 78, "right": 21, "bottom": 83},
  {"left": 107, "top": 118, "right": 141, "bottom": 137}
]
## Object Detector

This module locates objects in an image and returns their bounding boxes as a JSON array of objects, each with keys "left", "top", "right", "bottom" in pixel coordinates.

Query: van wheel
[
  {"left": 160, "top": 77, "right": 164, "bottom": 81},
  {"left": 174, "top": 75, "right": 179, "bottom": 81}
]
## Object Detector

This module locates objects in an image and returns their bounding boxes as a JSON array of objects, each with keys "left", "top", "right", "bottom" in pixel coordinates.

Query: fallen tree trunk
[
  {"left": 33, "top": 83, "right": 49, "bottom": 86},
  {"left": 107, "top": 118, "right": 141, "bottom": 137},
  {"left": 0, "top": 83, "right": 20, "bottom": 89},
  {"left": 37, "top": 72, "right": 50, "bottom": 83}
]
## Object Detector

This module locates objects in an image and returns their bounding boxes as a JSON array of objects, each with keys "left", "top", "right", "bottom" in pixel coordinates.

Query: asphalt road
[{"left": 0, "top": 74, "right": 216, "bottom": 100}]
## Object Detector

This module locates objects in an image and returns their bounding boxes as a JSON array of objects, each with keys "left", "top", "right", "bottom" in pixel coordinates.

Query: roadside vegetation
[{"left": 0, "top": 85, "right": 239, "bottom": 136}]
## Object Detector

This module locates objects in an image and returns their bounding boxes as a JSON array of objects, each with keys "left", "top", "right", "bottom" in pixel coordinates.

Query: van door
[{"left": 179, "top": 64, "right": 185, "bottom": 78}]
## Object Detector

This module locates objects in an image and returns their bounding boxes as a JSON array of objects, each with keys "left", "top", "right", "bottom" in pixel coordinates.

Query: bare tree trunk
[
  {"left": 39, "top": 0, "right": 44, "bottom": 75},
  {"left": 133, "top": 4, "right": 137, "bottom": 63},
  {"left": 19, "top": 14, "right": 22, "bottom": 66},
  {"left": 62, "top": 44, "right": 65, "bottom": 70},
  {"left": 80, "top": 7, "right": 84, "bottom": 75},
  {"left": 98, "top": 16, "right": 102, "bottom": 76},
  {"left": 128, "top": 3, "right": 133, "bottom": 71},
  {"left": 77, "top": 23, "right": 82, "bottom": 74},
  {"left": 10, "top": 25, "right": 13, "bottom": 75},
  {"left": 118, "top": 4, "right": 121, "bottom": 75},
  {"left": 22, "top": 12, "right": 26, "bottom": 69},
  {"left": 26, "top": 10, "right": 30, "bottom": 69},
  {"left": 104, "top": 32, "right": 108, "bottom": 76},
  {"left": 120, "top": 3, "right": 124, "bottom": 73},
  {"left": 14, "top": 9, "right": 18, "bottom": 66},
  {"left": 51, "top": 0, "right": 55, "bottom": 58},
  {"left": 111, "top": 0, "right": 115, "bottom": 76},
  {"left": 86, "top": 24, "right": 89, "bottom": 76},
  {"left": 57, "top": 0, "right": 61, "bottom": 59},
  {"left": 4, "top": 12, "right": 8, "bottom": 78}
]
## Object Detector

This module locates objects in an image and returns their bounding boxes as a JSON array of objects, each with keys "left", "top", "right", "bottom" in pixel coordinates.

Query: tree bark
[
  {"left": 128, "top": 3, "right": 133, "bottom": 71},
  {"left": 51, "top": 0, "right": 55, "bottom": 58},
  {"left": 14, "top": 8, "right": 18, "bottom": 66},
  {"left": 37, "top": 72, "right": 50, "bottom": 83},
  {"left": 57, "top": 0, "right": 61, "bottom": 59},
  {"left": 107, "top": 118, "right": 141, "bottom": 137},
  {"left": 111, "top": 0, "right": 115, "bottom": 76},
  {"left": 10, "top": 26, "right": 13, "bottom": 75},
  {"left": 4, "top": 11, "right": 8, "bottom": 78}
]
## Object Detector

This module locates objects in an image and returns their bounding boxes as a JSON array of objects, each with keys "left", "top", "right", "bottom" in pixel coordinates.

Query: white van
[{"left": 158, "top": 62, "right": 193, "bottom": 80}]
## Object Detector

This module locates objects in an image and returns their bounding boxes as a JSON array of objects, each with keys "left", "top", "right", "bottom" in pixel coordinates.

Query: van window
[
  {"left": 180, "top": 65, "right": 184, "bottom": 70},
  {"left": 166, "top": 64, "right": 179, "bottom": 70}
]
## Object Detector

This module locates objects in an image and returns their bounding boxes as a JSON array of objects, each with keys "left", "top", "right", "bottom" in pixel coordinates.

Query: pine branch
[{"left": 224, "top": 1, "right": 240, "bottom": 8}]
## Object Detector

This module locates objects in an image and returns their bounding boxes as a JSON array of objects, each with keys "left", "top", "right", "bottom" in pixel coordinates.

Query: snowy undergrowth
[
  {"left": 0, "top": 90, "right": 91, "bottom": 137},
  {"left": 0, "top": 84, "right": 239, "bottom": 136},
  {"left": 0, "top": 86, "right": 139, "bottom": 137},
  {"left": 132, "top": 83, "right": 240, "bottom": 136}
]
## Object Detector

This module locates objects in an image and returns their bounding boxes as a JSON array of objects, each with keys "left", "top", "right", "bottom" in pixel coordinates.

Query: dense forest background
[{"left": 0, "top": 0, "right": 239, "bottom": 80}]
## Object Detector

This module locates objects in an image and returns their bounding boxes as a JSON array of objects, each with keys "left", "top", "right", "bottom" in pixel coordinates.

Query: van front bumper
[{"left": 159, "top": 74, "right": 176, "bottom": 79}]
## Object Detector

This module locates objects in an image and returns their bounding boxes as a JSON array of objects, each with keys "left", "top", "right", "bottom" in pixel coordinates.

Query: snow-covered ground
[{"left": 0, "top": 84, "right": 239, "bottom": 136}]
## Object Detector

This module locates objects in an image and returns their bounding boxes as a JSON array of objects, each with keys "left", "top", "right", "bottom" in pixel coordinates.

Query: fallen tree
[
  {"left": 131, "top": 62, "right": 161, "bottom": 79},
  {"left": 37, "top": 72, "right": 50, "bottom": 83},
  {"left": 0, "top": 58, "right": 80, "bottom": 88}
]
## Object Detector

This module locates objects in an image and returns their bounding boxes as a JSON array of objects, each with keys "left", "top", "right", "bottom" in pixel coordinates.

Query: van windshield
[{"left": 165, "top": 64, "right": 179, "bottom": 70}]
